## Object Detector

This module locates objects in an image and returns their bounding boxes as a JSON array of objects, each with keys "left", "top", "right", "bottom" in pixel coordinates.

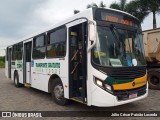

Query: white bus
[{"left": 5, "top": 8, "right": 148, "bottom": 107}]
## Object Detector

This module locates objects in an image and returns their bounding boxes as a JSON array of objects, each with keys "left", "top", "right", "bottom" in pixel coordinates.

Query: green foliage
[
  {"left": 110, "top": 0, "right": 160, "bottom": 27},
  {"left": 110, "top": 0, "right": 148, "bottom": 23},
  {"left": 110, "top": 3, "right": 121, "bottom": 10},
  {"left": 0, "top": 56, "right": 5, "bottom": 68},
  {"left": 125, "top": 0, "right": 149, "bottom": 23},
  {"left": 0, "top": 56, "right": 5, "bottom": 62},
  {"left": 110, "top": 0, "right": 127, "bottom": 11},
  {"left": 0, "top": 61, "right": 5, "bottom": 68},
  {"left": 73, "top": 0, "right": 160, "bottom": 28},
  {"left": 74, "top": 10, "right": 80, "bottom": 14},
  {"left": 138, "top": 0, "right": 160, "bottom": 28},
  {"left": 87, "top": 3, "right": 98, "bottom": 8},
  {"left": 74, "top": 1, "right": 106, "bottom": 14},
  {"left": 99, "top": 1, "right": 106, "bottom": 8},
  {"left": 86, "top": 1, "right": 106, "bottom": 8}
]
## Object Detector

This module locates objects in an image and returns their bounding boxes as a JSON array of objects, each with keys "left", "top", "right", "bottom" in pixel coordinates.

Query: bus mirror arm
[
  {"left": 88, "top": 21, "right": 96, "bottom": 53},
  {"left": 87, "top": 40, "right": 96, "bottom": 53}
]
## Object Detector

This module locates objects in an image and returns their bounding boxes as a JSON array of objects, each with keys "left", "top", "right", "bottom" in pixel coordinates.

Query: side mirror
[
  {"left": 87, "top": 21, "right": 96, "bottom": 52},
  {"left": 89, "top": 21, "right": 96, "bottom": 42}
]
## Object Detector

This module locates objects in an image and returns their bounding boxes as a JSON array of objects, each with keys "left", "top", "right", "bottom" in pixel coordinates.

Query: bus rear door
[{"left": 23, "top": 41, "right": 32, "bottom": 86}]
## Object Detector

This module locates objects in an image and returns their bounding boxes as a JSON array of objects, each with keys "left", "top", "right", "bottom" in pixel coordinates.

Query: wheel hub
[{"left": 54, "top": 84, "right": 64, "bottom": 100}]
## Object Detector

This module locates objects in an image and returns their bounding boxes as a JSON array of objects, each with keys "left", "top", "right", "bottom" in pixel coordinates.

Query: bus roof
[{"left": 7, "top": 8, "right": 138, "bottom": 47}]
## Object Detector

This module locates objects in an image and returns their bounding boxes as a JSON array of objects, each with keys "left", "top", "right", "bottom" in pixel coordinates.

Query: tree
[
  {"left": 138, "top": 0, "right": 160, "bottom": 28},
  {"left": 109, "top": 0, "right": 149, "bottom": 23},
  {"left": 74, "top": 1, "right": 106, "bottom": 14},
  {"left": 110, "top": 0, "right": 127, "bottom": 11},
  {"left": 74, "top": 10, "right": 80, "bottom": 14},
  {"left": 86, "top": 2, "right": 98, "bottom": 8},
  {"left": 110, "top": 0, "right": 149, "bottom": 23},
  {"left": 110, "top": 0, "right": 160, "bottom": 28},
  {"left": 87, "top": 1, "right": 106, "bottom": 8},
  {"left": 125, "top": 0, "right": 149, "bottom": 23},
  {"left": 99, "top": 1, "right": 106, "bottom": 8}
]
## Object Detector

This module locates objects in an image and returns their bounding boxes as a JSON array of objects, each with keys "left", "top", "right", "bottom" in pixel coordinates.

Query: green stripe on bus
[{"left": 105, "top": 77, "right": 134, "bottom": 85}]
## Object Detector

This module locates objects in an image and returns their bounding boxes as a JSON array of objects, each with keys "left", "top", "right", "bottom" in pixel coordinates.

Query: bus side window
[
  {"left": 47, "top": 27, "right": 66, "bottom": 58},
  {"left": 32, "top": 34, "right": 46, "bottom": 59},
  {"left": 12, "top": 45, "right": 17, "bottom": 61},
  {"left": 17, "top": 42, "right": 23, "bottom": 60}
]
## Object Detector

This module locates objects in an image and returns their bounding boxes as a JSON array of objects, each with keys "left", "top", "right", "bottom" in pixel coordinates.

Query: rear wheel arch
[
  {"left": 48, "top": 74, "right": 61, "bottom": 93},
  {"left": 14, "top": 70, "right": 21, "bottom": 87},
  {"left": 14, "top": 70, "right": 18, "bottom": 77}
]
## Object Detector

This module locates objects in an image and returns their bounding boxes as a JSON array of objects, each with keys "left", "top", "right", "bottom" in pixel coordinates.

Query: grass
[
  {"left": 0, "top": 61, "right": 5, "bottom": 68},
  {"left": 0, "top": 57, "right": 5, "bottom": 68}
]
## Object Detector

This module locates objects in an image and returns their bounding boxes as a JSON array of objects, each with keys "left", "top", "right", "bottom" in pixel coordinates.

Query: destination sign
[
  {"left": 95, "top": 9, "right": 139, "bottom": 27},
  {"left": 106, "top": 15, "right": 133, "bottom": 26}
]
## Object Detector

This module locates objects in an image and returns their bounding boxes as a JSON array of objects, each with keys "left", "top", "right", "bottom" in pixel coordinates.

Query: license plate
[{"left": 129, "top": 92, "right": 137, "bottom": 99}]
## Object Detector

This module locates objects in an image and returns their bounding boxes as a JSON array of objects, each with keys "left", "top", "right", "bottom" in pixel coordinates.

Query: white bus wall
[
  {"left": 11, "top": 66, "right": 15, "bottom": 81},
  {"left": 18, "top": 70, "right": 23, "bottom": 84},
  {"left": 17, "top": 61, "right": 24, "bottom": 84},
  {"left": 5, "top": 61, "right": 8, "bottom": 78},
  {"left": 31, "top": 57, "right": 69, "bottom": 99},
  {"left": 86, "top": 48, "right": 109, "bottom": 106}
]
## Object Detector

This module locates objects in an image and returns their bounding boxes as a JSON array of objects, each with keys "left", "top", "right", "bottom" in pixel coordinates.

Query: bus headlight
[
  {"left": 95, "top": 79, "right": 103, "bottom": 87},
  {"left": 105, "top": 84, "right": 112, "bottom": 91},
  {"left": 94, "top": 77, "right": 113, "bottom": 93}
]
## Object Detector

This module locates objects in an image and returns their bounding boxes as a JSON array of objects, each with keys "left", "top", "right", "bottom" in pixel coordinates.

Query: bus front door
[
  {"left": 69, "top": 21, "right": 87, "bottom": 103},
  {"left": 23, "top": 41, "right": 32, "bottom": 85}
]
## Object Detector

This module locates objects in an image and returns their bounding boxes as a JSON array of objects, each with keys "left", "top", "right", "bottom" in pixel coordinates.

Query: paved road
[{"left": 0, "top": 68, "right": 160, "bottom": 120}]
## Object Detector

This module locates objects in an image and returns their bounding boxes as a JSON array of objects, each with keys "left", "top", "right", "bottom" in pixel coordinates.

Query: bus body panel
[
  {"left": 26, "top": 62, "right": 31, "bottom": 83},
  {"left": 23, "top": 39, "right": 33, "bottom": 84},
  {"left": 16, "top": 60, "right": 23, "bottom": 84},
  {"left": 31, "top": 57, "right": 69, "bottom": 96},
  {"left": 91, "top": 82, "right": 148, "bottom": 107},
  {"left": 11, "top": 60, "right": 16, "bottom": 81},
  {"left": 5, "top": 49, "right": 8, "bottom": 77},
  {"left": 5, "top": 61, "right": 8, "bottom": 78}
]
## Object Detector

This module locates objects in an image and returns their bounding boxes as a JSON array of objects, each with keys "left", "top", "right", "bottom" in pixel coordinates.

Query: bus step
[
  {"left": 70, "top": 97, "right": 86, "bottom": 104},
  {"left": 24, "top": 83, "right": 31, "bottom": 88}
]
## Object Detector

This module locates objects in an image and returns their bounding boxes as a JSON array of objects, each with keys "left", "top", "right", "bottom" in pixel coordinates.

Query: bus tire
[
  {"left": 51, "top": 78, "right": 69, "bottom": 106},
  {"left": 14, "top": 73, "right": 21, "bottom": 88},
  {"left": 148, "top": 71, "right": 160, "bottom": 90}
]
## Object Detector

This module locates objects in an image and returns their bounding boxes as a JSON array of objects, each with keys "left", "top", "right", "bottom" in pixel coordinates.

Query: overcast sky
[{"left": 0, "top": 0, "right": 160, "bottom": 56}]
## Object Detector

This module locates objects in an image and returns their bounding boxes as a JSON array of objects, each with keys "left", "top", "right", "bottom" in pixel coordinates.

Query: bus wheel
[
  {"left": 51, "top": 78, "right": 69, "bottom": 105},
  {"left": 14, "top": 73, "right": 21, "bottom": 88},
  {"left": 148, "top": 71, "right": 160, "bottom": 90}
]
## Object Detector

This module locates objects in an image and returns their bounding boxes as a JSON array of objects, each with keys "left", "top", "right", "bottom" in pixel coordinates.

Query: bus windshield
[{"left": 93, "top": 26, "right": 146, "bottom": 67}]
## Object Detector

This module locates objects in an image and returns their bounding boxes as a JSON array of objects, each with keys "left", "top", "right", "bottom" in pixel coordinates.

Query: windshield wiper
[
  {"left": 110, "top": 24, "right": 126, "bottom": 46},
  {"left": 109, "top": 24, "right": 120, "bottom": 46},
  {"left": 110, "top": 24, "right": 126, "bottom": 58}
]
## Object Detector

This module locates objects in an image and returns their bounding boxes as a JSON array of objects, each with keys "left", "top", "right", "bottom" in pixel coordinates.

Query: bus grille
[
  {"left": 110, "top": 67, "right": 146, "bottom": 79},
  {"left": 114, "top": 85, "right": 146, "bottom": 101}
]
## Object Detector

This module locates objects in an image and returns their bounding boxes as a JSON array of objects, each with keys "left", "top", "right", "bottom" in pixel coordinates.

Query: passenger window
[
  {"left": 32, "top": 35, "right": 46, "bottom": 59},
  {"left": 12, "top": 45, "right": 17, "bottom": 60},
  {"left": 47, "top": 27, "right": 66, "bottom": 58},
  {"left": 17, "top": 42, "right": 23, "bottom": 60}
]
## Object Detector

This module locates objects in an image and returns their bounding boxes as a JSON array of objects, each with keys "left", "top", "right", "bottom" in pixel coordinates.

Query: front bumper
[{"left": 91, "top": 82, "right": 148, "bottom": 107}]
